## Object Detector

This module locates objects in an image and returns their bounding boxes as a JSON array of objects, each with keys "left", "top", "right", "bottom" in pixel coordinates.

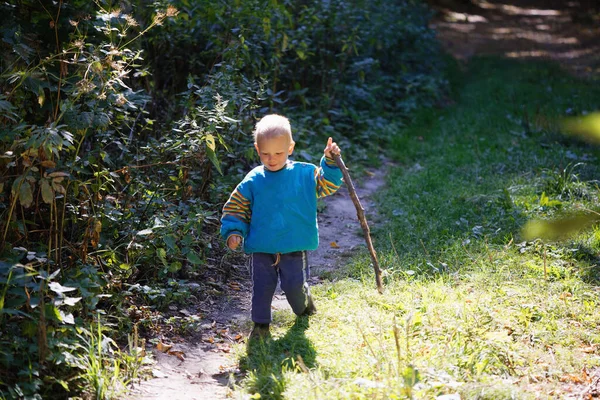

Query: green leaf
[
  {"left": 157, "top": 248, "right": 167, "bottom": 267},
  {"left": 282, "top": 33, "right": 288, "bottom": 51},
  {"left": 41, "top": 179, "right": 54, "bottom": 204},
  {"left": 206, "top": 147, "right": 223, "bottom": 175},
  {"left": 402, "top": 365, "right": 421, "bottom": 387},
  {"left": 539, "top": 192, "right": 561, "bottom": 207},
  {"left": 187, "top": 252, "right": 202, "bottom": 265},
  {"left": 163, "top": 235, "right": 177, "bottom": 250},
  {"left": 45, "top": 304, "right": 62, "bottom": 322},
  {"left": 22, "top": 321, "right": 37, "bottom": 338},
  {"left": 55, "top": 379, "right": 70, "bottom": 391},
  {"left": 0, "top": 308, "right": 33, "bottom": 319},
  {"left": 168, "top": 261, "right": 182, "bottom": 273},
  {"left": 18, "top": 180, "right": 34, "bottom": 208}
]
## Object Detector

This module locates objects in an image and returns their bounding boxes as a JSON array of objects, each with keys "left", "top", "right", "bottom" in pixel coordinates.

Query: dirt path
[
  {"left": 127, "top": 162, "right": 388, "bottom": 400},
  {"left": 429, "top": 0, "right": 600, "bottom": 77}
]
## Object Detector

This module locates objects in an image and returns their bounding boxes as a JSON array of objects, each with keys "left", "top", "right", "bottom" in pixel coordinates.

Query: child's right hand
[
  {"left": 324, "top": 137, "right": 341, "bottom": 159},
  {"left": 227, "top": 234, "right": 242, "bottom": 250}
]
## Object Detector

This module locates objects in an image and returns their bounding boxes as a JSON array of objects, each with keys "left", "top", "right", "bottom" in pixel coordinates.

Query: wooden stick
[{"left": 333, "top": 154, "right": 384, "bottom": 294}]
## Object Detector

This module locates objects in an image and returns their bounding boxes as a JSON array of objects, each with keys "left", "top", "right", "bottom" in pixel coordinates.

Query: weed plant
[{"left": 232, "top": 58, "right": 600, "bottom": 399}]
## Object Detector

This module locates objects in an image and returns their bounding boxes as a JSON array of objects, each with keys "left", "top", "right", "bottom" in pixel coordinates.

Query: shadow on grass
[{"left": 238, "top": 316, "right": 316, "bottom": 400}]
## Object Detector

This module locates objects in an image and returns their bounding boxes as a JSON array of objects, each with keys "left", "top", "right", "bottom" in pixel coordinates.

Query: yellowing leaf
[
  {"left": 52, "top": 181, "right": 66, "bottom": 194},
  {"left": 118, "top": 263, "right": 131, "bottom": 270},
  {"left": 205, "top": 134, "right": 216, "bottom": 151},
  {"left": 262, "top": 17, "right": 271, "bottom": 37},
  {"left": 38, "top": 88, "right": 45, "bottom": 107},
  {"left": 484, "top": 331, "right": 511, "bottom": 342},
  {"left": 559, "top": 292, "right": 572, "bottom": 300},
  {"left": 522, "top": 210, "right": 600, "bottom": 241},
  {"left": 41, "top": 179, "right": 54, "bottom": 204},
  {"left": 562, "top": 112, "right": 600, "bottom": 143},
  {"left": 582, "top": 346, "right": 597, "bottom": 354},
  {"left": 167, "top": 350, "right": 186, "bottom": 361},
  {"left": 156, "top": 248, "right": 167, "bottom": 266},
  {"left": 156, "top": 342, "right": 172, "bottom": 353},
  {"left": 330, "top": 241, "right": 339, "bottom": 248},
  {"left": 40, "top": 160, "right": 56, "bottom": 168},
  {"left": 19, "top": 180, "right": 34, "bottom": 208},
  {"left": 560, "top": 372, "right": 587, "bottom": 384},
  {"left": 206, "top": 146, "right": 222, "bottom": 175},
  {"left": 47, "top": 171, "right": 69, "bottom": 178},
  {"left": 217, "top": 344, "right": 231, "bottom": 353}
]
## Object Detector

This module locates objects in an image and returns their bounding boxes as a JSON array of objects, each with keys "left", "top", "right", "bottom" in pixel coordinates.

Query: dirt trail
[
  {"left": 429, "top": 0, "right": 600, "bottom": 77},
  {"left": 127, "top": 162, "right": 388, "bottom": 399}
]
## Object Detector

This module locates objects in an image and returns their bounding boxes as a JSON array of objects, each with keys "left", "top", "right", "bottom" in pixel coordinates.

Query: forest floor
[
  {"left": 128, "top": 1, "right": 600, "bottom": 399},
  {"left": 429, "top": 0, "right": 600, "bottom": 77}
]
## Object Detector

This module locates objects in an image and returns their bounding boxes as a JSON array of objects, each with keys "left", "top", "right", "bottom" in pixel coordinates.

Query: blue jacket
[{"left": 220, "top": 156, "right": 343, "bottom": 254}]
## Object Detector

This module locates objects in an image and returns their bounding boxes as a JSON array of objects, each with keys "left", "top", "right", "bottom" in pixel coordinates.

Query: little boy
[{"left": 220, "top": 114, "right": 343, "bottom": 338}]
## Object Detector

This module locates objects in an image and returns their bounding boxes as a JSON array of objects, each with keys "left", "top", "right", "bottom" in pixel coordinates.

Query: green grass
[{"left": 231, "top": 57, "right": 600, "bottom": 399}]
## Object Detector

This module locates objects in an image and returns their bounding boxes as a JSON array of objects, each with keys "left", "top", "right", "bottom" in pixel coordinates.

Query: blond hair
[{"left": 253, "top": 114, "right": 294, "bottom": 144}]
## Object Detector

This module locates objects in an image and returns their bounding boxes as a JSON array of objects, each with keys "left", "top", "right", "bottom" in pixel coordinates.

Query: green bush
[{"left": 0, "top": 0, "right": 444, "bottom": 396}]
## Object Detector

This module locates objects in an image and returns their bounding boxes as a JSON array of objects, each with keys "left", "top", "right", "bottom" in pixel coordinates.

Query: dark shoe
[
  {"left": 301, "top": 295, "right": 317, "bottom": 316},
  {"left": 250, "top": 323, "right": 270, "bottom": 340}
]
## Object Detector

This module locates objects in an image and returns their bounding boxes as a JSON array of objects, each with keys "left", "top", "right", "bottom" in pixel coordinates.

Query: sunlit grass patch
[
  {"left": 232, "top": 247, "right": 600, "bottom": 398},
  {"left": 279, "top": 260, "right": 600, "bottom": 399},
  {"left": 232, "top": 57, "right": 600, "bottom": 399}
]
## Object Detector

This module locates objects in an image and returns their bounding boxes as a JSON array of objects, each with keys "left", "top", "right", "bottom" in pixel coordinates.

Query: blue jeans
[{"left": 251, "top": 251, "right": 310, "bottom": 324}]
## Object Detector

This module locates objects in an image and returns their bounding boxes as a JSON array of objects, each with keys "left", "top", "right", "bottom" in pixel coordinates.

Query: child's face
[{"left": 254, "top": 135, "right": 295, "bottom": 172}]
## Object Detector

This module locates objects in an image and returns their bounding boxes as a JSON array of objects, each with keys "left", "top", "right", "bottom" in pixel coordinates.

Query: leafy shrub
[{"left": 0, "top": 0, "right": 444, "bottom": 396}]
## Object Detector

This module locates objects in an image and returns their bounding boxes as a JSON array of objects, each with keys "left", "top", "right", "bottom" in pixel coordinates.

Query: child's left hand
[{"left": 324, "top": 137, "right": 341, "bottom": 159}]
